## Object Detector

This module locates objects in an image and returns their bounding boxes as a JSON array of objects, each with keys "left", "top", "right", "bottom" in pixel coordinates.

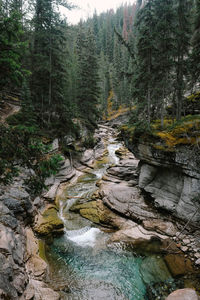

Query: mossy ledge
[{"left": 34, "top": 204, "right": 64, "bottom": 237}]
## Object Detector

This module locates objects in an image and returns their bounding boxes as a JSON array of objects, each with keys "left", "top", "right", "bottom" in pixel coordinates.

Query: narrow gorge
[{"left": 1, "top": 122, "right": 199, "bottom": 300}]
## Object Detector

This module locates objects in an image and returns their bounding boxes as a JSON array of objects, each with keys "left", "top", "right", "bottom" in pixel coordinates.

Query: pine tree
[
  {"left": 0, "top": 0, "right": 25, "bottom": 92},
  {"left": 174, "top": 0, "right": 192, "bottom": 120},
  {"left": 153, "top": 0, "right": 175, "bottom": 125},
  {"left": 191, "top": 0, "right": 200, "bottom": 87},
  {"left": 76, "top": 27, "right": 101, "bottom": 129},
  {"left": 31, "top": 0, "right": 73, "bottom": 133},
  {"left": 133, "top": 0, "right": 156, "bottom": 124}
]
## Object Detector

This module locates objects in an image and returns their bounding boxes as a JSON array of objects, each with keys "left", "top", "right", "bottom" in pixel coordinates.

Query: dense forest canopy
[{"left": 0, "top": 0, "right": 200, "bottom": 188}]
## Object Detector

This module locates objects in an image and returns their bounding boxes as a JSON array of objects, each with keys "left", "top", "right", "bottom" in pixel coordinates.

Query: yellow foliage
[
  {"left": 187, "top": 91, "right": 200, "bottom": 102},
  {"left": 151, "top": 118, "right": 174, "bottom": 130},
  {"left": 107, "top": 90, "right": 114, "bottom": 118},
  {"left": 156, "top": 116, "right": 200, "bottom": 148}
]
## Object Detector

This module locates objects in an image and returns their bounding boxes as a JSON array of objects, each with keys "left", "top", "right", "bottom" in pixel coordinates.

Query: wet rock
[
  {"left": 70, "top": 199, "right": 126, "bottom": 228},
  {"left": 142, "top": 219, "right": 177, "bottom": 237},
  {"left": 34, "top": 205, "right": 64, "bottom": 236},
  {"left": 140, "top": 256, "right": 171, "bottom": 284},
  {"left": 165, "top": 288, "right": 200, "bottom": 300},
  {"left": 25, "top": 279, "right": 60, "bottom": 300},
  {"left": 25, "top": 228, "right": 47, "bottom": 279},
  {"left": 100, "top": 181, "right": 160, "bottom": 222},
  {"left": 107, "top": 164, "right": 138, "bottom": 181},
  {"left": 109, "top": 223, "right": 167, "bottom": 245},
  {"left": 164, "top": 254, "right": 194, "bottom": 276}
]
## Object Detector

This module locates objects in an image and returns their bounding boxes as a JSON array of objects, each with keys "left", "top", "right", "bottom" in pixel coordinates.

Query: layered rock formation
[{"left": 122, "top": 138, "right": 200, "bottom": 224}]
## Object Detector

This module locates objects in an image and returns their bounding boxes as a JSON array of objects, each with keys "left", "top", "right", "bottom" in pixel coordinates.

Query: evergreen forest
[{"left": 0, "top": 0, "right": 200, "bottom": 191}]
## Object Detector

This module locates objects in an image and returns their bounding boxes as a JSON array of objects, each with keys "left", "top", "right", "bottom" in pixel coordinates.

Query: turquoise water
[{"left": 47, "top": 226, "right": 171, "bottom": 300}]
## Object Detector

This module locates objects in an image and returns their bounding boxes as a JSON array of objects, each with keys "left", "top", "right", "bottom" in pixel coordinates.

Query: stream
[{"left": 44, "top": 130, "right": 177, "bottom": 300}]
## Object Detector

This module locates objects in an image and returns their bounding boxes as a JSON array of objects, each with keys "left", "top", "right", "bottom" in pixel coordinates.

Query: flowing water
[{"left": 45, "top": 134, "right": 174, "bottom": 300}]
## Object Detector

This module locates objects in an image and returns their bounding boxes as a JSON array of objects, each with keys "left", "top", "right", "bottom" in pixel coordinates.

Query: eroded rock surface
[
  {"left": 165, "top": 288, "right": 200, "bottom": 300},
  {"left": 122, "top": 138, "right": 200, "bottom": 224}
]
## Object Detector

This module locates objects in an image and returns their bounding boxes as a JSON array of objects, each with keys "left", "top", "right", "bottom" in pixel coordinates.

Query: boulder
[
  {"left": 109, "top": 223, "right": 167, "bottom": 245},
  {"left": 24, "top": 279, "right": 60, "bottom": 300},
  {"left": 165, "top": 288, "right": 199, "bottom": 300},
  {"left": 164, "top": 254, "right": 194, "bottom": 276},
  {"left": 34, "top": 205, "right": 64, "bottom": 236},
  {"left": 100, "top": 181, "right": 160, "bottom": 222},
  {"left": 81, "top": 149, "right": 94, "bottom": 166},
  {"left": 142, "top": 219, "right": 177, "bottom": 237},
  {"left": 70, "top": 199, "right": 126, "bottom": 229}
]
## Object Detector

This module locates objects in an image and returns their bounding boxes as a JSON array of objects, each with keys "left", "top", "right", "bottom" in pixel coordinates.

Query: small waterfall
[{"left": 67, "top": 227, "right": 102, "bottom": 247}]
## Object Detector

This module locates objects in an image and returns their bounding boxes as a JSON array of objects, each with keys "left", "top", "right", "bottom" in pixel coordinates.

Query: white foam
[
  {"left": 67, "top": 227, "right": 101, "bottom": 247},
  {"left": 107, "top": 143, "right": 121, "bottom": 165}
]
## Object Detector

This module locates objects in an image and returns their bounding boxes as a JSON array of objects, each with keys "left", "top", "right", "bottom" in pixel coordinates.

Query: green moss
[
  {"left": 34, "top": 206, "right": 64, "bottom": 236},
  {"left": 38, "top": 239, "right": 47, "bottom": 261}
]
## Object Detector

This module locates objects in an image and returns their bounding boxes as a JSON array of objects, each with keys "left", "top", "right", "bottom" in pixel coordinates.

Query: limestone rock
[
  {"left": 25, "top": 228, "right": 47, "bottom": 279},
  {"left": 100, "top": 181, "right": 159, "bottom": 221},
  {"left": 25, "top": 279, "right": 60, "bottom": 300},
  {"left": 34, "top": 205, "right": 64, "bottom": 236},
  {"left": 139, "top": 164, "right": 157, "bottom": 188},
  {"left": 81, "top": 149, "right": 94, "bottom": 166},
  {"left": 109, "top": 223, "right": 167, "bottom": 245},
  {"left": 70, "top": 200, "right": 126, "bottom": 228},
  {"left": 165, "top": 288, "right": 199, "bottom": 300},
  {"left": 142, "top": 219, "right": 177, "bottom": 237},
  {"left": 122, "top": 135, "right": 200, "bottom": 224},
  {"left": 140, "top": 256, "right": 171, "bottom": 284},
  {"left": 107, "top": 163, "right": 138, "bottom": 181}
]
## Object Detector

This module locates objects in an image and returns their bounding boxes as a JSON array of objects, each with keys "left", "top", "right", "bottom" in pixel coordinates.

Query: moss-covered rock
[
  {"left": 34, "top": 205, "right": 64, "bottom": 236},
  {"left": 70, "top": 200, "right": 121, "bottom": 228}
]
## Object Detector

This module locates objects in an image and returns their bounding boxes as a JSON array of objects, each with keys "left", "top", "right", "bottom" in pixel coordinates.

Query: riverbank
[{"left": 0, "top": 123, "right": 199, "bottom": 299}]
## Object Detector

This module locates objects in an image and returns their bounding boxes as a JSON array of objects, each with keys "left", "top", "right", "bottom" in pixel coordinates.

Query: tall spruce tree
[
  {"left": 174, "top": 0, "right": 192, "bottom": 120},
  {"left": 153, "top": 0, "right": 175, "bottom": 125},
  {"left": 0, "top": 0, "right": 25, "bottom": 92},
  {"left": 133, "top": 0, "right": 155, "bottom": 124},
  {"left": 76, "top": 27, "right": 100, "bottom": 129},
  {"left": 31, "top": 0, "right": 72, "bottom": 133},
  {"left": 191, "top": 0, "right": 200, "bottom": 87}
]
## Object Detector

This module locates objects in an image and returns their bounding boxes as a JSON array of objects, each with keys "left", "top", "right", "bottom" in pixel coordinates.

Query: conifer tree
[
  {"left": 174, "top": 0, "right": 192, "bottom": 120},
  {"left": 153, "top": 0, "right": 175, "bottom": 125},
  {"left": 31, "top": 0, "right": 73, "bottom": 133},
  {"left": 76, "top": 27, "right": 101, "bottom": 129},
  {"left": 0, "top": 0, "right": 25, "bottom": 92},
  {"left": 133, "top": 0, "right": 155, "bottom": 124},
  {"left": 191, "top": 0, "right": 200, "bottom": 87}
]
